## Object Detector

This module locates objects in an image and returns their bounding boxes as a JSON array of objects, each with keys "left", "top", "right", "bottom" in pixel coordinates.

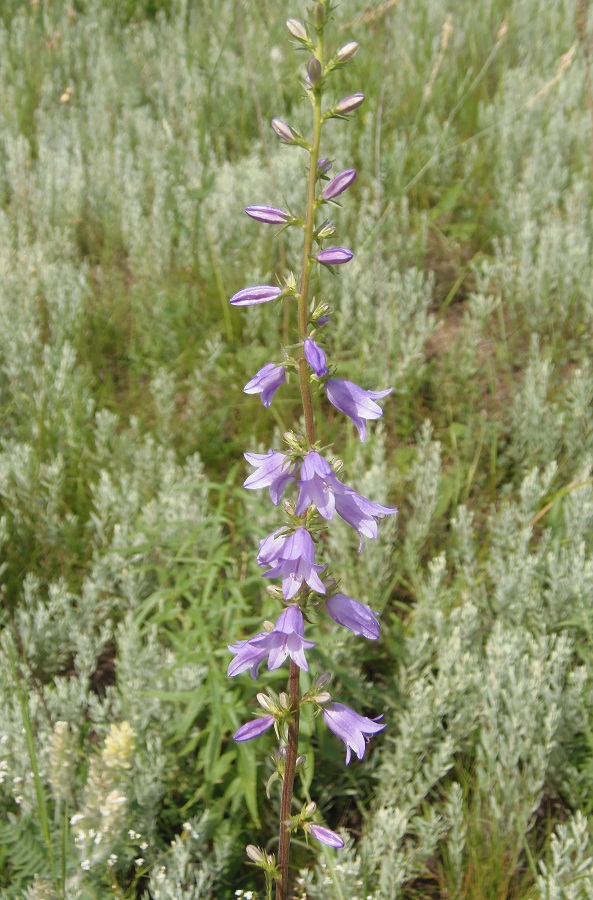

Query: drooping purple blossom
[
  {"left": 245, "top": 206, "right": 289, "bottom": 225},
  {"left": 309, "top": 824, "right": 345, "bottom": 848},
  {"left": 294, "top": 451, "right": 340, "bottom": 519},
  {"left": 227, "top": 606, "right": 316, "bottom": 677},
  {"left": 316, "top": 248, "right": 353, "bottom": 265},
  {"left": 333, "top": 487, "right": 396, "bottom": 551},
  {"left": 324, "top": 378, "right": 391, "bottom": 441},
  {"left": 294, "top": 450, "right": 396, "bottom": 549},
  {"left": 234, "top": 716, "right": 275, "bottom": 742},
  {"left": 258, "top": 527, "right": 325, "bottom": 600},
  {"left": 322, "top": 702, "right": 385, "bottom": 764},
  {"left": 321, "top": 168, "right": 357, "bottom": 201},
  {"left": 304, "top": 338, "right": 329, "bottom": 377},
  {"left": 335, "top": 93, "right": 365, "bottom": 114},
  {"left": 227, "top": 631, "right": 274, "bottom": 678},
  {"left": 244, "top": 450, "right": 296, "bottom": 504},
  {"left": 230, "top": 285, "right": 282, "bottom": 307},
  {"left": 325, "top": 593, "right": 380, "bottom": 640},
  {"left": 243, "top": 363, "right": 286, "bottom": 407}
]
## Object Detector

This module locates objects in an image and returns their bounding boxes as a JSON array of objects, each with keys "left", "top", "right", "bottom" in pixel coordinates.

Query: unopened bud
[
  {"left": 304, "top": 800, "right": 317, "bottom": 816},
  {"left": 296, "top": 755, "right": 307, "bottom": 767},
  {"left": 335, "top": 92, "right": 365, "bottom": 114},
  {"left": 317, "top": 157, "right": 332, "bottom": 176},
  {"left": 246, "top": 845, "right": 265, "bottom": 863},
  {"left": 271, "top": 118, "right": 297, "bottom": 143},
  {"left": 257, "top": 692, "right": 276, "bottom": 712},
  {"left": 266, "top": 584, "right": 284, "bottom": 599},
  {"left": 316, "top": 691, "right": 332, "bottom": 704},
  {"left": 314, "top": 671, "right": 332, "bottom": 688},
  {"left": 286, "top": 18, "right": 308, "bottom": 41},
  {"left": 307, "top": 58, "right": 322, "bottom": 87},
  {"left": 279, "top": 692, "right": 290, "bottom": 709},
  {"left": 311, "top": 2, "right": 325, "bottom": 27},
  {"left": 337, "top": 41, "right": 359, "bottom": 62}
]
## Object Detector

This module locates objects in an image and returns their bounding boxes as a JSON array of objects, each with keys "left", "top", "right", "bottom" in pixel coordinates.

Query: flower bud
[
  {"left": 317, "top": 157, "right": 332, "bottom": 176},
  {"left": 246, "top": 845, "right": 265, "bottom": 863},
  {"left": 245, "top": 205, "right": 289, "bottom": 225},
  {"left": 337, "top": 41, "right": 359, "bottom": 62},
  {"left": 307, "top": 58, "right": 322, "bottom": 87},
  {"left": 286, "top": 18, "right": 308, "bottom": 41},
  {"left": 230, "top": 285, "right": 282, "bottom": 306},
  {"left": 311, "top": 2, "right": 325, "bottom": 27},
  {"left": 321, "top": 168, "right": 357, "bottom": 200},
  {"left": 271, "top": 118, "right": 296, "bottom": 143},
  {"left": 316, "top": 247, "right": 353, "bottom": 265},
  {"left": 335, "top": 93, "right": 365, "bottom": 114}
]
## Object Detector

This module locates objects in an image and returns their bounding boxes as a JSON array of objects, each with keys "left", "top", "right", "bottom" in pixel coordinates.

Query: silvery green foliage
[
  {"left": 356, "top": 436, "right": 593, "bottom": 896},
  {"left": 142, "top": 815, "right": 234, "bottom": 900},
  {"left": 537, "top": 813, "right": 593, "bottom": 900}
]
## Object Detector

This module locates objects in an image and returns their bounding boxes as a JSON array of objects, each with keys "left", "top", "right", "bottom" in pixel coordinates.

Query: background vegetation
[{"left": 0, "top": 0, "right": 592, "bottom": 896}]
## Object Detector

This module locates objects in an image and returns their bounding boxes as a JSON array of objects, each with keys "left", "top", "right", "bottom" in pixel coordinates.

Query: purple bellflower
[
  {"left": 294, "top": 451, "right": 396, "bottom": 549},
  {"left": 324, "top": 378, "right": 392, "bottom": 441},
  {"left": 321, "top": 168, "right": 357, "bottom": 201},
  {"left": 234, "top": 716, "right": 275, "bottom": 742},
  {"left": 258, "top": 527, "right": 326, "bottom": 600},
  {"left": 243, "top": 363, "right": 286, "bottom": 407},
  {"left": 333, "top": 487, "right": 396, "bottom": 551},
  {"left": 325, "top": 593, "right": 380, "bottom": 640},
  {"left": 304, "top": 338, "right": 329, "bottom": 377},
  {"left": 244, "top": 450, "right": 296, "bottom": 504},
  {"left": 316, "top": 248, "right": 353, "bottom": 265},
  {"left": 309, "top": 825, "right": 345, "bottom": 848},
  {"left": 245, "top": 206, "right": 289, "bottom": 224},
  {"left": 228, "top": 605, "right": 316, "bottom": 677},
  {"left": 230, "top": 285, "right": 282, "bottom": 306},
  {"left": 322, "top": 702, "right": 385, "bottom": 764}
]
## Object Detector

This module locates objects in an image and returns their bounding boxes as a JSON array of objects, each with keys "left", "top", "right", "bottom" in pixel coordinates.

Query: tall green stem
[{"left": 276, "top": 32, "right": 325, "bottom": 900}]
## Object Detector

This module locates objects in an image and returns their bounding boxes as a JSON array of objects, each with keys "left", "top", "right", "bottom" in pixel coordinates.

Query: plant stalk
[{"left": 276, "top": 31, "right": 325, "bottom": 900}]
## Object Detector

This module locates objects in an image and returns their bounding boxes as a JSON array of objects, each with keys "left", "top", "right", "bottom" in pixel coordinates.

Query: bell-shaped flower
[
  {"left": 227, "top": 606, "right": 316, "bottom": 677},
  {"left": 333, "top": 487, "right": 396, "bottom": 551},
  {"left": 243, "top": 363, "right": 286, "bottom": 407},
  {"left": 230, "top": 285, "right": 282, "bottom": 306},
  {"left": 234, "top": 716, "right": 275, "bottom": 742},
  {"left": 295, "top": 451, "right": 396, "bottom": 549},
  {"left": 335, "top": 93, "right": 365, "bottom": 114},
  {"left": 304, "top": 338, "right": 329, "bottom": 377},
  {"left": 322, "top": 702, "right": 385, "bottom": 764},
  {"left": 325, "top": 593, "right": 380, "bottom": 640},
  {"left": 324, "top": 378, "right": 391, "bottom": 441},
  {"left": 244, "top": 450, "right": 296, "bottom": 505},
  {"left": 294, "top": 451, "right": 340, "bottom": 519},
  {"left": 258, "top": 527, "right": 325, "bottom": 600}
]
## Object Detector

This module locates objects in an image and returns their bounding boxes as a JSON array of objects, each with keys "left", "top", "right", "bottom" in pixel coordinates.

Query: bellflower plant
[{"left": 227, "top": 4, "right": 395, "bottom": 897}]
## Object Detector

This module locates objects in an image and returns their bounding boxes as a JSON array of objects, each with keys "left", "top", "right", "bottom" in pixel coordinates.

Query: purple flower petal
[
  {"left": 325, "top": 593, "right": 380, "bottom": 640},
  {"left": 258, "top": 527, "right": 326, "bottom": 600},
  {"left": 234, "top": 716, "right": 275, "bottom": 742},
  {"left": 245, "top": 206, "right": 289, "bottom": 225},
  {"left": 244, "top": 450, "right": 296, "bottom": 504},
  {"left": 316, "top": 248, "right": 353, "bottom": 266},
  {"left": 304, "top": 338, "right": 329, "bottom": 377},
  {"left": 230, "top": 285, "right": 282, "bottom": 307},
  {"left": 310, "top": 824, "right": 345, "bottom": 848},
  {"left": 321, "top": 169, "right": 357, "bottom": 201},
  {"left": 324, "top": 378, "right": 391, "bottom": 441},
  {"left": 323, "top": 702, "right": 385, "bottom": 764},
  {"left": 243, "top": 363, "right": 286, "bottom": 407}
]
